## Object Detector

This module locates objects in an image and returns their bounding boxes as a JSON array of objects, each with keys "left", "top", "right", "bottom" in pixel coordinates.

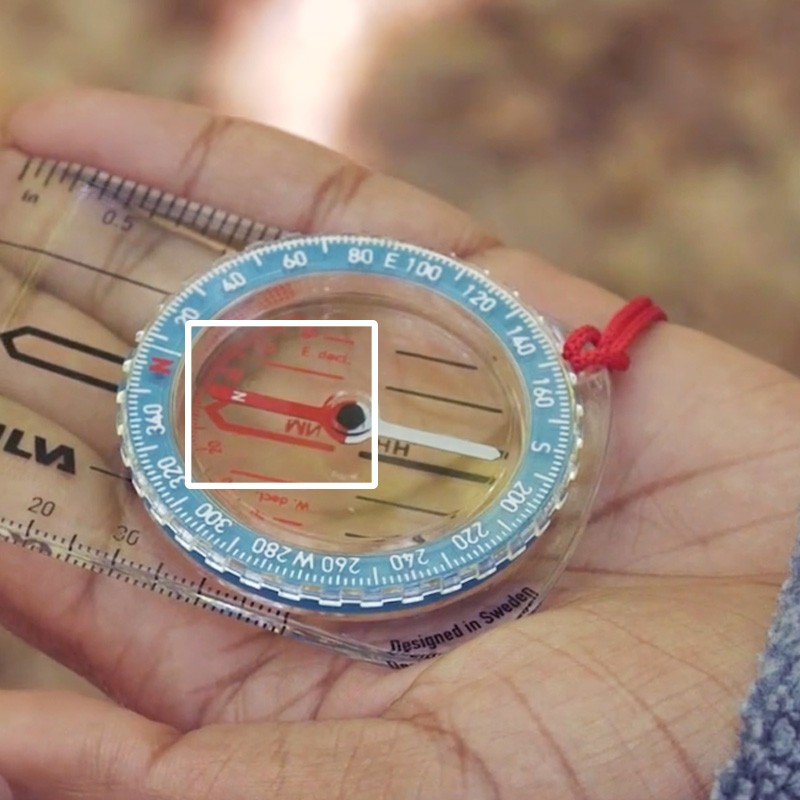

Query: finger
[
  {"left": 0, "top": 691, "right": 461, "bottom": 800},
  {"left": 3, "top": 86, "right": 498, "bottom": 344},
  {"left": 5, "top": 87, "right": 499, "bottom": 258},
  {"left": 0, "top": 690, "right": 178, "bottom": 800}
]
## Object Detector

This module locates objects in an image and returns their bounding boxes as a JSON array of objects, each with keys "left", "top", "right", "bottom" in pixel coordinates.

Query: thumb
[
  {"left": 0, "top": 690, "right": 473, "bottom": 800},
  {"left": 0, "top": 690, "right": 176, "bottom": 799}
]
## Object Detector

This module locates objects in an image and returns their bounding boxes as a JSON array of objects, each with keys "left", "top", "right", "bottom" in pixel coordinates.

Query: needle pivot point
[{"left": 336, "top": 402, "right": 367, "bottom": 432}]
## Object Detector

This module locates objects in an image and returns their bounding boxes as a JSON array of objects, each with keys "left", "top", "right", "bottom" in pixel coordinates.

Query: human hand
[{"left": 0, "top": 88, "right": 798, "bottom": 800}]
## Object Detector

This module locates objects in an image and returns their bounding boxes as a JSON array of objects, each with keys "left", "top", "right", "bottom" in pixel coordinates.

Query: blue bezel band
[{"left": 119, "top": 236, "right": 579, "bottom": 613}]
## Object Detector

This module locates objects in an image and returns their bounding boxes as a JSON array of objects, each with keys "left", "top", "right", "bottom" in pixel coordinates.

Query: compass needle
[{"left": 378, "top": 420, "right": 501, "bottom": 461}]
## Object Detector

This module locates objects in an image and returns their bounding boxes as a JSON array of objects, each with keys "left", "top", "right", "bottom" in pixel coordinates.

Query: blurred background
[{"left": 0, "top": 0, "right": 798, "bottom": 691}]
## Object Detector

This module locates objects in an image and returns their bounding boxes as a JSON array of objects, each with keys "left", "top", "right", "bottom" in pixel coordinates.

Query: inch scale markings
[{"left": 14, "top": 156, "right": 286, "bottom": 249}]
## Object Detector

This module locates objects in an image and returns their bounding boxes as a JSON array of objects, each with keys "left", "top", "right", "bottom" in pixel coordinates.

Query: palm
[{"left": 0, "top": 90, "right": 798, "bottom": 800}]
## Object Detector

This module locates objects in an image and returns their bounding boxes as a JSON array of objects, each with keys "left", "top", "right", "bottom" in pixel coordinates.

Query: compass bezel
[{"left": 118, "top": 235, "right": 581, "bottom": 614}]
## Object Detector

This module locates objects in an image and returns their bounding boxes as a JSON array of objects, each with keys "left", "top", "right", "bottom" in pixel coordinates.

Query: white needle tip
[{"left": 378, "top": 421, "right": 502, "bottom": 461}]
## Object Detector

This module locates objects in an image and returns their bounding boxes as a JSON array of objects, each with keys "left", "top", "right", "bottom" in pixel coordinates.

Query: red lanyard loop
[{"left": 562, "top": 296, "right": 666, "bottom": 374}]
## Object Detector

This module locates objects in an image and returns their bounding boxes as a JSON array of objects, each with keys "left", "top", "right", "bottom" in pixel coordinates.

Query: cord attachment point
[{"left": 562, "top": 296, "right": 666, "bottom": 374}]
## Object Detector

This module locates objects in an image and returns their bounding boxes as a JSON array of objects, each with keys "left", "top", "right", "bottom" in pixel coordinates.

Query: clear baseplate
[{"left": 0, "top": 148, "right": 611, "bottom": 666}]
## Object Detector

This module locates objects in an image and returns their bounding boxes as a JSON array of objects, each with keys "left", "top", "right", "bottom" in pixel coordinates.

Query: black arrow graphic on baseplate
[{"left": 0, "top": 326, "right": 125, "bottom": 392}]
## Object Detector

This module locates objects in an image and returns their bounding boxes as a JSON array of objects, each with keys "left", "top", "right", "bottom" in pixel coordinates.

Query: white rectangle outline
[{"left": 184, "top": 319, "right": 379, "bottom": 490}]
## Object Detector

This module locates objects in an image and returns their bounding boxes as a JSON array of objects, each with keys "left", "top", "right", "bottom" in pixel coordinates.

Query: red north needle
[
  {"left": 204, "top": 384, "right": 500, "bottom": 459},
  {"left": 205, "top": 384, "right": 336, "bottom": 427}
]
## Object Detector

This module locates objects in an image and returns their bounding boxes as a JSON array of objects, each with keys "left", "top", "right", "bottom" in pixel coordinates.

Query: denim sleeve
[{"left": 712, "top": 527, "right": 800, "bottom": 799}]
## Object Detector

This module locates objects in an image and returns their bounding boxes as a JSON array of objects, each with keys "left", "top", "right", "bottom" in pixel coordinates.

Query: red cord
[{"left": 562, "top": 296, "right": 666, "bottom": 373}]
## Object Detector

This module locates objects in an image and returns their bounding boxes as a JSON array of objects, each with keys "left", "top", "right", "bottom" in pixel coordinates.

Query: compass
[{"left": 118, "top": 235, "right": 580, "bottom": 614}]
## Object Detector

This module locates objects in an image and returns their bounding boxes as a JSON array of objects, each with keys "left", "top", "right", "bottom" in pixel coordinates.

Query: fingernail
[{"left": 0, "top": 776, "right": 13, "bottom": 800}]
